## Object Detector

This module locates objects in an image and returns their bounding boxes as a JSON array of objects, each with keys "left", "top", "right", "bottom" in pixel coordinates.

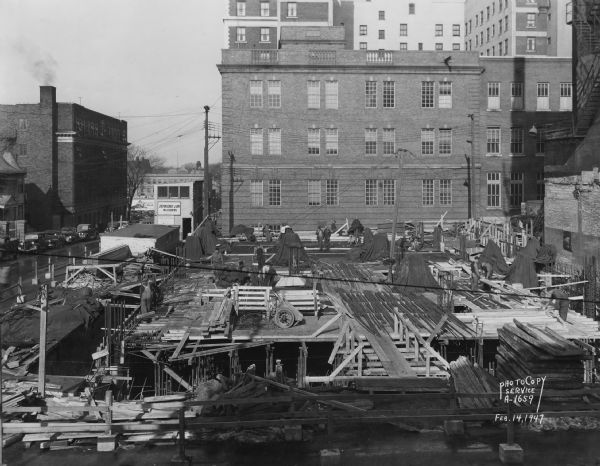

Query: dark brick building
[{"left": 0, "top": 86, "right": 128, "bottom": 231}]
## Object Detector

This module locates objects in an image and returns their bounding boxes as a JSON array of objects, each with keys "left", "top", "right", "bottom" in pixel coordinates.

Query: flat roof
[{"left": 102, "top": 223, "right": 178, "bottom": 238}]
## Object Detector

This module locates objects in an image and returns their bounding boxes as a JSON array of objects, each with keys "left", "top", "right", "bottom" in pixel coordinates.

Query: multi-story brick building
[
  {"left": 0, "top": 86, "right": 128, "bottom": 231},
  {"left": 464, "top": 0, "right": 572, "bottom": 57},
  {"left": 0, "top": 148, "right": 26, "bottom": 239}
]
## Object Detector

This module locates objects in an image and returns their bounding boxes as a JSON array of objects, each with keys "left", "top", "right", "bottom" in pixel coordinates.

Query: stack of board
[
  {"left": 449, "top": 356, "right": 499, "bottom": 409},
  {"left": 496, "top": 320, "right": 587, "bottom": 389}
]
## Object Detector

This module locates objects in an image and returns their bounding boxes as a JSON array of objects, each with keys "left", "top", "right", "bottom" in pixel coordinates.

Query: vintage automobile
[
  {"left": 77, "top": 224, "right": 99, "bottom": 241},
  {"left": 43, "top": 230, "right": 66, "bottom": 249},
  {"left": 60, "top": 226, "right": 80, "bottom": 243},
  {"left": 18, "top": 232, "right": 49, "bottom": 252}
]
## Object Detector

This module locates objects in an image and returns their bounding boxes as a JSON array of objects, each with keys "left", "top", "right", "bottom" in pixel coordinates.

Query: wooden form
[{"left": 65, "top": 264, "right": 122, "bottom": 285}]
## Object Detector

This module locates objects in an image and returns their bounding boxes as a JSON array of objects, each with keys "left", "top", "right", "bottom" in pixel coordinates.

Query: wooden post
[
  {"left": 506, "top": 401, "right": 515, "bottom": 445},
  {"left": 32, "top": 258, "right": 38, "bottom": 285},
  {"left": 105, "top": 390, "right": 113, "bottom": 435},
  {"left": 0, "top": 306, "right": 4, "bottom": 466},
  {"left": 38, "top": 284, "right": 48, "bottom": 397}
]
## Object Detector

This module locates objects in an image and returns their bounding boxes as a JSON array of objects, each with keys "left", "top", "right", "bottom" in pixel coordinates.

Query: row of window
[
  {"left": 360, "top": 42, "right": 461, "bottom": 51},
  {"left": 359, "top": 23, "right": 461, "bottom": 38},
  {"left": 468, "top": 12, "right": 509, "bottom": 36},
  {"left": 486, "top": 172, "right": 544, "bottom": 208},
  {"left": 236, "top": 27, "right": 271, "bottom": 43},
  {"left": 156, "top": 185, "right": 191, "bottom": 199},
  {"left": 468, "top": 0, "right": 517, "bottom": 32},
  {"left": 486, "top": 82, "right": 572, "bottom": 111},
  {"left": 236, "top": 1, "right": 297, "bottom": 17},
  {"left": 485, "top": 126, "right": 548, "bottom": 155}
]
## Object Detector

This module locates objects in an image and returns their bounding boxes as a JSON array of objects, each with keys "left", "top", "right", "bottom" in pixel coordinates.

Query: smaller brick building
[{"left": 0, "top": 148, "right": 26, "bottom": 239}]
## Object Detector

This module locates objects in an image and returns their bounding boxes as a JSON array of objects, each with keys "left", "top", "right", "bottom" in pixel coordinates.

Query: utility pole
[
  {"left": 203, "top": 105, "right": 210, "bottom": 220},
  {"left": 38, "top": 284, "right": 48, "bottom": 397},
  {"left": 228, "top": 151, "right": 235, "bottom": 233},
  {"left": 389, "top": 149, "right": 413, "bottom": 282},
  {"left": 467, "top": 113, "right": 475, "bottom": 219}
]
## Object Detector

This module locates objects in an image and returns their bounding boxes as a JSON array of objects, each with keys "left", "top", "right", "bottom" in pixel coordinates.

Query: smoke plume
[{"left": 13, "top": 41, "right": 58, "bottom": 85}]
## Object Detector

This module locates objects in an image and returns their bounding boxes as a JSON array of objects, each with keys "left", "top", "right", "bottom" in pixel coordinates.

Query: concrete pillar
[
  {"left": 96, "top": 434, "right": 117, "bottom": 452},
  {"left": 499, "top": 443, "right": 524, "bottom": 464}
]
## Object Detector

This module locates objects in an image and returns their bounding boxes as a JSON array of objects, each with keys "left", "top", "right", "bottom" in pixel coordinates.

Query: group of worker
[{"left": 315, "top": 225, "right": 332, "bottom": 252}]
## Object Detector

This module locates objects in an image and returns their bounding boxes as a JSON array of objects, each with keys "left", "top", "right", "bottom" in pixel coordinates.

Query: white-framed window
[
  {"left": 267, "top": 80, "right": 281, "bottom": 108},
  {"left": 18, "top": 118, "right": 29, "bottom": 130},
  {"left": 536, "top": 172, "right": 544, "bottom": 200},
  {"left": 400, "top": 23, "right": 407, "bottom": 36},
  {"left": 439, "top": 81, "right": 452, "bottom": 108},
  {"left": 499, "top": 18, "right": 503, "bottom": 33},
  {"left": 325, "top": 80, "right": 338, "bottom": 109},
  {"left": 453, "top": 43, "right": 460, "bottom": 50},
  {"left": 400, "top": 42, "right": 408, "bottom": 50},
  {"left": 366, "top": 81, "right": 377, "bottom": 108},
  {"left": 359, "top": 25, "right": 367, "bottom": 35},
  {"left": 379, "top": 10, "right": 385, "bottom": 20},
  {"left": 383, "top": 179, "right": 396, "bottom": 205},
  {"left": 436, "top": 43, "right": 443, "bottom": 51},
  {"left": 365, "top": 179, "right": 378, "bottom": 206},
  {"left": 526, "top": 13, "right": 536, "bottom": 28},
  {"left": 250, "top": 180, "right": 263, "bottom": 207},
  {"left": 268, "top": 180, "right": 281, "bottom": 206},
  {"left": 486, "top": 127, "right": 501, "bottom": 154},
  {"left": 260, "top": 28, "right": 270, "bottom": 42},
  {"left": 509, "top": 172, "right": 524, "bottom": 208},
  {"left": 268, "top": 128, "right": 281, "bottom": 156},
  {"left": 237, "top": 1, "right": 246, "bottom": 16},
  {"left": 250, "top": 80, "right": 263, "bottom": 107},
  {"left": 307, "top": 80, "right": 320, "bottom": 109},
  {"left": 379, "top": 29, "right": 385, "bottom": 39},
  {"left": 435, "top": 24, "right": 443, "bottom": 36},
  {"left": 511, "top": 82, "right": 523, "bottom": 110},
  {"left": 422, "top": 179, "right": 434, "bottom": 206},
  {"left": 237, "top": 27, "right": 246, "bottom": 42},
  {"left": 453, "top": 24, "right": 460, "bottom": 36},
  {"left": 487, "top": 172, "right": 501, "bottom": 207},
  {"left": 510, "top": 127, "right": 523, "bottom": 154},
  {"left": 360, "top": 42, "right": 367, "bottom": 50},
  {"left": 326, "top": 179, "right": 339, "bottom": 205},
  {"left": 287, "top": 2, "right": 297, "bottom": 17},
  {"left": 537, "top": 82, "right": 549, "bottom": 110},
  {"left": 383, "top": 81, "right": 395, "bottom": 108},
  {"left": 365, "top": 128, "right": 377, "bottom": 155},
  {"left": 560, "top": 82, "right": 573, "bottom": 111},
  {"left": 527, "top": 37, "right": 536, "bottom": 52},
  {"left": 487, "top": 82, "right": 500, "bottom": 110},
  {"left": 439, "top": 179, "right": 452, "bottom": 205},
  {"left": 250, "top": 128, "right": 263, "bottom": 155},
  {"left": 308, "top": 128, "right": 320, "bottom": 155},
  {"left": 307, "top": 180, "right": 321, "bottom": 206},
  {"left": 439, "top": 129, "right": 452, "bottom": 155},
  {"left": 536, "top": 129, "right": 545, "bottom": 154},
  {"left": 422, "top": 81, "right": 434, "bottom": 108},
  {"left": 383, "top": 128, "right": 395, "bottom": 155},
  {"left": 260, "top": 1, "right": 270, "bottom": 16},
  {"left": 421, "top": 128, "right": 435, "bottom": 156},
  {"left": 326, "top": 128, "right": 338, "bottom": 155}
]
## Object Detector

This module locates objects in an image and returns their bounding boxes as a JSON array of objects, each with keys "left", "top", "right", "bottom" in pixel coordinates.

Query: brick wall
[
  {"left": 280, "top": 2, "right": 329, "bottom": 22},
  {"left": 228, "top": 26, "right": 278, "bottom": 49}
]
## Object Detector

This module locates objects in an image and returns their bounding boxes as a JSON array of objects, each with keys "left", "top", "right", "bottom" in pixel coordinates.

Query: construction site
[{"left": 0, "top": 214, "right": 598, "bottom": 465}]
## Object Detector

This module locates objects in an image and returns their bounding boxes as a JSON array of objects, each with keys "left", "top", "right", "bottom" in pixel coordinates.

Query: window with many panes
[
  {"left": 307, "top": 80, "right": 320, "bottom": 109},
  {"left": 536, "top": 172, "right": 544, "bottom": 200},
  {"left": 360, "top": 25, "right": 367, "bottom": 35},
  {"left": 439, "top": 129, "right": 452, "bottom": 155},
  {"left": 307, "top": 180, "right": 321, "bottom": 206},
  {"left": 260, "top": 1, "right": 269, "bottom": 16},
  {"left": 440, "top": 179, "right": 452, "bottom": 205},
  {"left": 486, "top": 127, "right": 501, "bottom": 154},
  {"left": 527, "top": 13, "right": 536, "bottom": 28},
  {"left": 250, "top": 180, "right": 263, "bottom": 207},
  {"left": 560, "top": 82, "right": 572, "bottom": 111},
  {"left": 511, "top": 82, "right": 523, "bottom": 110},
  {"left": 421, "top": 81, "right": 434, "bottom": 108},
  {"left": 383, "top": 81, "right": 395, "bottom": 108},
  {"left": 250, "top": 80, "right": 262, "bottom": 107},
  {"left": 536, "top": 129, "right": 545, "bottom": 154},
  {"left": 510, "top": 127, "right": 523, "bottom": 154},
  {"left": 326, "top": 128, "right": 338, "bottom": 155},
  {"left": 379, "top": 29, "right": 385, "bottom": 39},
  {"left": 325, "top": 80, "right": 338, "bottom": 109},
  {"left": 379, "top": 10, "right": 385, "bottom": 20},
  {"left": 365, "top": 179, "right": 378, "bottom": 206},
  {"left": 250, "top": 128, "right": 263, "bottom": 155},
  {"left": 527, "top": 37, "right": 536, "bottom": 51},
  {"left": 487, "top": 82, "right": 500, "bottom": 109},
  {"left": 268, "top": 180, "right": 281, "bottom": 206},
  {"left": 422, "top": 179, "right": 434, "bottom": 206},
  {"left": 308, "top": 128, "right": 320, "bottom": 155},
  {"left": 435, "top": 24, "right": 443, "bottom": 36},
  {"left": 326, "top": 180, "right": 339, "bottom": 205},
  {"left": 360, "top": 42, "right": 367, "bottom": 50},
  {"left": 439, "top": 81, "right": 452, "bottom": 108},
  {"left": 268, "top": 128, "right": 281, "bottom": 156},
  {"left": 487, "top": 172, "right": 501, "bottom": 207},
  {"left": 453, "top": 24, "right": 460, "bottom": 36},
  {"left": 366, "top": 81, "right": 377, "bottom": 108},
  {"left": 237, "top": 1, "right": 246, "bottom": 16},
  {"left": 421, "top": 129, "right": 435, "bottom": 156},
  {"left": 365, "top": 129, "right": 377, "bottom": 155},
  {"left": 287, "top": 2, "right": 297, "bottom": 17},
  {"left": 383, "top": 179, "right": 395, "bottom": 205},
  {"left": 400, "top": 23, "right": 407, "bottom": 36},
  {"left": 400, "top": 42, "right": 408, "bottom": 50},
  {"left": 537, "top": 82, "right": 549, "bottom": 110},
  {"left": 267, "top": 80, "right": 280, "bottom": 107},
  {"left": 237, "top": 27, "right": 246, "bottom": 42},
  {"left": 260, "top": 28, "right": 270, "bottom": 42},
  {"left": 409, "top": 3, "right": 415, "bottom": 14},
  {"left": 509, "top": 172, "right": 524, "bottom": 207},
  {"left": 383, "top": 128, "right": 395, "bottom": 155}
]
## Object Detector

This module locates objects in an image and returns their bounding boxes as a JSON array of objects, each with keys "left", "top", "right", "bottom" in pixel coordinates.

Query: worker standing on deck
[
  {"left": 316, "top": 226, "right": 324, "bottom": 251},
  {"left": 140, "top": 279, "right": 153, "bottom": 314},
  {"left": 323, "top": 226, "right": 332, "bottom": 252},
  {"left": 542, "top": 287, "right": 570, "bottom": 325}
]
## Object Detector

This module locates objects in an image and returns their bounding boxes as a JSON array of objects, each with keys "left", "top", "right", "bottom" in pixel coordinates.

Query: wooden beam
[
  {"left": 329, "top": 344, "right": 363, "bottom": 381},
  {"left": 328, "top": 320, "right": 350, "bottom": 365},
  {"left": 141, "top": 350, "right": 157, "bottom": 362},
  {"left": 169, "top": 331, "right": 190, "bottom": 361},
  {"left": 163, "top": 367, "right": 192, "bottom": 392},
  {"left": 395, "top": 312, "right": 450, "bottom": 369},
  {"left": 425, "top": 314, "right": 449, "bottom": 344},
  {"left": 310, "top": 313, "right": 341, "bottom": 339}
]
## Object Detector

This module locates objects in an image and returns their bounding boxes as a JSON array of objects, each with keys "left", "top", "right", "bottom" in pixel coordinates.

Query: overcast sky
[{"left": 0, "top": 0, "right": 225, "bottom": 165}]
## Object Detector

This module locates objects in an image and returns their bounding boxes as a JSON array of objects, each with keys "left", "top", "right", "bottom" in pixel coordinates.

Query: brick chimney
[{"left": 40, "top": 85, "right": 56, "bottom": 107}]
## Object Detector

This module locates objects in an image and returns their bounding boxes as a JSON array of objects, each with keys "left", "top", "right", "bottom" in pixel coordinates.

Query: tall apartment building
[
  {"left": 353, "top": 0, "right": 466, "bottom": 52},
  {"left": 0, "top": 86, "right": 128, "bottom": 231},
  {"left": 464, "top": 0, "right": 572, "bottom": 56}
]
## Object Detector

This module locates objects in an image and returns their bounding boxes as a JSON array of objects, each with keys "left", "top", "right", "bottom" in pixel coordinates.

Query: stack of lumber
[
  {"left": 496, "top": 320, "right": 587, "bottom": 389},
  {"left": 449, "top": 356, "right": 498, "bottom": 409},
  {"left": 276, "top": 289, "right": 320, "bottom": 316}
]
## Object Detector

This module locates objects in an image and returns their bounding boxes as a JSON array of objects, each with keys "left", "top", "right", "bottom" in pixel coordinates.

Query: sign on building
[{"left": 157, "top": 201, "right": 181, "bottom": 216}]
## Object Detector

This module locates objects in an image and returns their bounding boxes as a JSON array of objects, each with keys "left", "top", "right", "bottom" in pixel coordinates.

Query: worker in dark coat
[
  {"left": 542, "top": 287, "right": 570, "bottom": 324},
  {"left": 140, "top": 279, "right": 154, "bottom": 314},
  {"left": 323, "top": 226, "right": 332, "bottom": 251}
]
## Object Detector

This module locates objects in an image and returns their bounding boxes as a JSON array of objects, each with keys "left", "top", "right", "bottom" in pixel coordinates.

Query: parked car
[
  {"left": 77, "top": 224, "right": 99, "bottom": 241},
  {"left": 18, "top": 232, "right": 49, "bottom": 252},
  {"left": 43, "top": 230, "right": 66, "bottom": 249},
  {"left": 0, "top": 237, "right": 19, "bottom": 260},
  {"left": 60, "top": 227, "right": 80, "bottom": 243}
]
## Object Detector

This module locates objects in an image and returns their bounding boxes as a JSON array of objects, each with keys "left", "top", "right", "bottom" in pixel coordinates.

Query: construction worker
[
  {"left": 316, "top": 226, "right": 324, "bottom": 251},
  {"left": 140, "top": 279, "right": 153, "bottom": 314},
  {"left": 323, "top": 226, "right": 332, "bottom": 251},
  {"left": 262, "top": 225, "right": 272, "bottom": 243},
  {"left": 542, "top": 287, "right": 570, "bottom": 325}
]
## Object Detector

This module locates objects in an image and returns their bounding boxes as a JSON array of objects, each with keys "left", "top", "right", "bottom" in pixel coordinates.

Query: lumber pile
[
  {"left": 449, "top": 356, "right": 499, "bottom": 409},
  {"left": 496, "top": 320, "right": 588, "bottom": 389}
]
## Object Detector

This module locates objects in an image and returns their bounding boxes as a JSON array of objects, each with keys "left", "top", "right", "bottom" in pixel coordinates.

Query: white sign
[
  {"left": 157, "top": 201, "right": 181, "bottom": 216},
  {"left": 132, "top": 198, "right": 155, "bottom": 211}
]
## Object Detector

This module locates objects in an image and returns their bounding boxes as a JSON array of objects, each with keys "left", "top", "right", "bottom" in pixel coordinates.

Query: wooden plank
[
  {"left": 329, "top": 345, "right": 363, "bottom": 381},
  {"left": 163, "top": 367, "right": 192, "bottom": 392},
  {"left": 169, "top": 331, "right": 190, "bottom": 361}
]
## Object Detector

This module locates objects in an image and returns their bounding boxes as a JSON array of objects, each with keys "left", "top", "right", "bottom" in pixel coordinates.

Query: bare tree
[{"left": 126, "top": 145, "right": 165, "bottom": 220}]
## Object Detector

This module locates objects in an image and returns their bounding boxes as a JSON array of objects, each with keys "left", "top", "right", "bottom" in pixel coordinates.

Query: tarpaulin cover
[
  {"left": 505, "top": 237, "right": 540, "bottom": 289},
  {"left": 347, "top": 219, "right": 364, "bottom": 236},
  {"left": 479, "top": 240, "right": 510, "bottom": 275},
  {"left": 186, "top": 219, "right": 219, "bottom": 258},
  {"left": 183, "top": 235, "right": 204, "bottom": 261},
  {"left": 394, "top": 253, "right": 439, "bottom": 289},
  {"left": 346, "top": 228, "right": 389, "bottom": 262},
  {"left": 269, "top": 229, "right": 310, "bottom": 266},
  {"left": 536, "top": 243, "right": 557, "bottom": 265}
]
